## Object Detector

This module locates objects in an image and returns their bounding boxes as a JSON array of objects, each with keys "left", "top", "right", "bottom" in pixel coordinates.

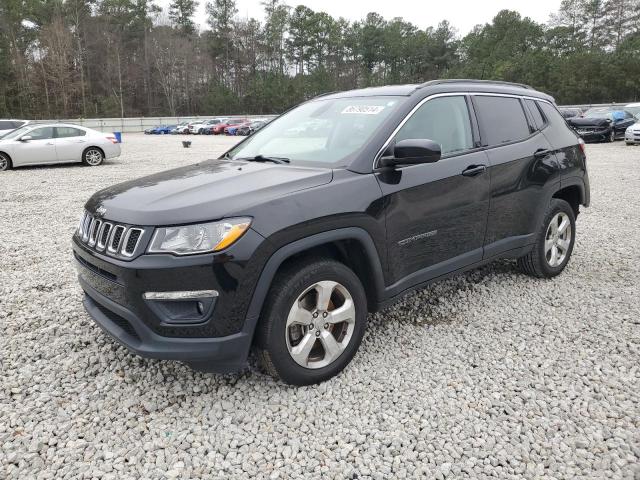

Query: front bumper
[
  {"left": 576, "top": 129, "right": 611, "bottom": 143},
  {"left": 81, "top": 278, "right": 251, "bottom": 372},
  {"left": 73, "top": 228, "right": 267, "bottom": 372},
  {"left": 625, "top": 132, "right": 640, "bottom": 144}
]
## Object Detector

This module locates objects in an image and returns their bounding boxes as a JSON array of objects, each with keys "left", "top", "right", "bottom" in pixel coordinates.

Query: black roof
[{"left": 318, "top": 79, "right": 554, "bottom": 103}]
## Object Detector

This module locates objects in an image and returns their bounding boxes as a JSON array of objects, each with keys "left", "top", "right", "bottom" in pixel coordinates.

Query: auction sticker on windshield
[{"left": 341, "top": 105, "right": 385, "bottom": 115}]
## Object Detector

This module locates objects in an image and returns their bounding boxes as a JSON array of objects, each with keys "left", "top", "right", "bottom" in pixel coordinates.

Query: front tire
[
  {"left": 83, "top": 148, "right": 104, "bottom": 166},
  {"left": 0, "top": 153, "right": 12, "bottom": 171},
  {"left": 255, "top": 259, "right": 368, "bottom": 385},
  {"left": 517, "top": 199, "right": 576, "bottom": 278}
]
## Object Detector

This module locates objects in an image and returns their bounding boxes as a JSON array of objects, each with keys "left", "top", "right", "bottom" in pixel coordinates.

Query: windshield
[
  {"left": 1, "top": 125, "right": 32, "bottom": 140},
  {"left": 227, "top": 96, "right": 402, "bottom": 166},
  {"left": 583, "top": 109, "right": 614, "bottom": 119},
  {"left": 625, "top": 106, "right": 640, "bottom": 116}
]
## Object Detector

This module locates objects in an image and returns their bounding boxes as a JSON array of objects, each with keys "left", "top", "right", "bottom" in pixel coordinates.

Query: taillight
[
  {"left": 578, "top": 138, "right": 586, "bottom": 155},
  {"left": 105, "top": 135, "right": 118, "bottom": 144}
]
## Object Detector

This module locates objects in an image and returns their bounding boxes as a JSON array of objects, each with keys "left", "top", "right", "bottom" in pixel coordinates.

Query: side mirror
[
  {"left": 379, "top": 139, "right": 441, "bottom": 167},
  {"left": 20, "top": 135, "right": 32, "bottom": 142}
]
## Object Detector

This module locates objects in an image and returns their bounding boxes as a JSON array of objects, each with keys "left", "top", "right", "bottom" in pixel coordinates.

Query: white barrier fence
[
  {"left": 33, "top": 102, "right": 638, "bottom": 133},
  {"left": 57, "top": 115, "right": 278, "bottom": 133}
]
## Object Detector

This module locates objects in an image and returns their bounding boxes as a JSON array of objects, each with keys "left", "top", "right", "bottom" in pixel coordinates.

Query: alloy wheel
[
  {"left": 0, "top": 155, "right": 8, "bottom": 171},
  {"left": 544, "top": 212, "right": 572, "bottom": 267},
  {"left": 285, "top": 281, "right": 356, "bottom": 369},
  {"left": 85, "top": 149, "right": 103, "bottom": 166}
]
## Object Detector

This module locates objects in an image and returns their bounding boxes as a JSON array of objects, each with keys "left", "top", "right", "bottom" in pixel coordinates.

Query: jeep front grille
[{"left": 78, "top": 211, "right": 146, "bottom": 259}]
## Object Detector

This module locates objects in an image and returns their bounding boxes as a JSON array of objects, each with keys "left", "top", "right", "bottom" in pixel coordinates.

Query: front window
[
  {"left": 227, "top": 96, "right": 402, "bottom": 166},
  {"left": 395, "top": 96, "right": 473, "bottom": 154}
]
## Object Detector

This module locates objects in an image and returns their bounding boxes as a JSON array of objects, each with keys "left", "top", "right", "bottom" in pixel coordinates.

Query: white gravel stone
[{"left": 1, "top": 135, "right": 639, "bottom": 479}]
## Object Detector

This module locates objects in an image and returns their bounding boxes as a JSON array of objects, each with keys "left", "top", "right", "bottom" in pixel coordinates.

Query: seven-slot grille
[{"left": 78, "top": 211, "right": 144, "bottom": 258}]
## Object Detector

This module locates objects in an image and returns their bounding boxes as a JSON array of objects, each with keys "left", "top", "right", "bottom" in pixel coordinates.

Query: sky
[{"left": 157, "top": 0, "right": 563, "bottom": 34}]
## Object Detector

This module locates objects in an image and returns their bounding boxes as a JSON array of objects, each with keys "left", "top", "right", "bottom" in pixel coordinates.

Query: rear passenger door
[
  {"left": 54, "top": 126, "right": 87, "bottom": 161},
  {"left": 377, "top": 95, "right": 491, "bottom": 289},
  {"left": 471, "top": 95, "right": 560, "bottom": 258}
]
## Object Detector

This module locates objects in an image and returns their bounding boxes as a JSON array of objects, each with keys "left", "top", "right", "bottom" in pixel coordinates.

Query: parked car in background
[
  {"left": 73, "top": 80, "right": 589, "bottom": 385},
  {"left": 0, "top": 119, "right": 30, "bottom": 137},
  {"left": 220, "top": 119, "right": 250, "bottom": 135},
  {"left": 625, "top": 102, "right": 640, "bottom": 120},
  {"left": 171, "top": 122, "right": 190, "bottom": 134},
  {"left": 0, "top": 124, "right": 120, "bottom": 171},
  {"left": 236, "top": 120, "right": 268, "bottom": 136},
  {"left": 567, "top": 108, "right": 636, "bottom": 142},
  {"left": 190, "top": 119, "right": 226, "bottom": 135},
  {"left": 209, "top": 119, "right": 240, "bottom": 135},
  {"left": 153, "top": 125, "right": 176, "bottom": 135},
  {"left": 625, "top": 122, "right": 640, "bottom": 145},
  {"left": 559, "top": 108, "right": 581, "bottom": 119},
  {"left": 225, "top": 121, "right": 252, "bottom": 136}
]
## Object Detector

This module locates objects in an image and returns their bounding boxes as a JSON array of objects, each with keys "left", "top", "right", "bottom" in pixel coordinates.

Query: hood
[
  {"left": 568, "top": 117, "right": 611, "bottom": 127},
  {"left": 86, "top": 159, "right": 333, "bottom": 226}
]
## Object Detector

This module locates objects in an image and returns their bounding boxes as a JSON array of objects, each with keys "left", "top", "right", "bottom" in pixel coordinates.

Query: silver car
[
  {"left": 625, "top": 122, "right": 640, "bottom": 145},
  {"left": 0, "top": 124, "right": 121, "bottom": 171}
]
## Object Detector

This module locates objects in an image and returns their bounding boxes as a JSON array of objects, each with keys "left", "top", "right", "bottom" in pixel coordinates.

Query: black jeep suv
[{"left": 73, "top": 80, "right": 590, "bottom": 385}]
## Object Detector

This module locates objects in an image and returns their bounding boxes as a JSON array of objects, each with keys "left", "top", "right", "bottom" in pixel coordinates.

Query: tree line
[{"left": 1, "top": 0, "right": 639, "bottom": 119}]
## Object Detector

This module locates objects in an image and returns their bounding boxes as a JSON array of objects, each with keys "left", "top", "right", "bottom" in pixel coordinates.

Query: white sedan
[{"left": 0, "top": 124, "right": 121, "bottom": 171}]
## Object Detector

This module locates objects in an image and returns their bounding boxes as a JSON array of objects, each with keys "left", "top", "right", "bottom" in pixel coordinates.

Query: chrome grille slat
[
  {"left": 108, "top": 225, "right": 127, "bottom": 254},
  {"left": 81, "top": 215, "right": 92, "bottom": 242},
  {"left": 121, "top": 228, "right": 143, "bottom": 257},
  {"left": 97, "top": 223, "right": 112, "bottom": 250},
  {"left": 88, "top": 219, "right": 102, "bottom": 247},
  {"left": 78, "top": 211, "right": 144, "bottom": 259}
]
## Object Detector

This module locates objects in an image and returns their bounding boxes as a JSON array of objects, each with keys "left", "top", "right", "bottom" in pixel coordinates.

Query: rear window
[
  {"left": 474, "top": 96, "right": 531, "bottom": 146},
  {"left": 0, "top": 121, "right": 14, "bottom": 129},
  {"left": 56, "top": 127, "right": 86, "bottom": 138}
]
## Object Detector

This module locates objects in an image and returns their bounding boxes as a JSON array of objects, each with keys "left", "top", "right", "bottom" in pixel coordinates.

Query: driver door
[
  {"left": 13, "top": 127, "right": 57, "bottom": 166},
  {"left": 375, "top": 95, "right": 491, "bottom": 290}
]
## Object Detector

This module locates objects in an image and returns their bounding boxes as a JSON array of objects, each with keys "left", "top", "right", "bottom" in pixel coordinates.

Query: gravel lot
[{"left": 1, "top": 134, "right": 639, "bottom": 479}]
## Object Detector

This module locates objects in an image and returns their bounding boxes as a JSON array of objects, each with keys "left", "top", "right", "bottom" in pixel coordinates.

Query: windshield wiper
[{"left": 235, "top": 154, "right": 290, "bottom": 164}]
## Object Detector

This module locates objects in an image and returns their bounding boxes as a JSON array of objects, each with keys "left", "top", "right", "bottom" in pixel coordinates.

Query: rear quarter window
[
  {"left": 525, "top": 99, "right": 546, "bottom": 130},
  {"left": 474, "top": 96, "right": 531, "bottom": 146},
  {"left": 0, "top": 121, "right": 14, "bottom": 129},
  {"left": 538, "top": 102, "right": 568, "bottom": 127}
]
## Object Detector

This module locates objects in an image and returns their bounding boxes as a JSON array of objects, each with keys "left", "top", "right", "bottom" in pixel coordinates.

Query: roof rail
[
  {"left": 418, "top": 79, "right": 533, "bottom": 90},
  {"left": 311, "top": 91, "right": 339, "bottom": 99}
]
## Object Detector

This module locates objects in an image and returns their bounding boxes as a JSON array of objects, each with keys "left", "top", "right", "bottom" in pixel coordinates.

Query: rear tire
[
  {"left": 0, "top": 153, "right": 12, "bottom": 171},
  {"left": 83, "top": 148, "right": 104, "bottom": 166},
  {"left": 517, "top": 199, "right": 576, "bottom": 278},
  {"left": 608, "top": 130, "right": 615, "bottom": 142},
  {"left": 255, "top": 258, "right": 368, "bottom": 385}
]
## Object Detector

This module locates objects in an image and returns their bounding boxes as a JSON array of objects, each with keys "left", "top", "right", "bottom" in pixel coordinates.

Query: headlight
[{"left": 148, "top": 217, "right": 251, "bottom": 255}]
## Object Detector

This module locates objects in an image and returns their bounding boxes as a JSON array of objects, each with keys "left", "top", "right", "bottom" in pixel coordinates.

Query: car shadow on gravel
[{"left": 370, "top": 259, "right": 518, "bottom": 327}]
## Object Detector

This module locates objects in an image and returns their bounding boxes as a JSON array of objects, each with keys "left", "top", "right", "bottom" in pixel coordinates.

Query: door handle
[
  {"left": 46, "top": 142, "right": 55, "bottom": 145},
  {"left": 461, "top": 165, "right": 487, "bottom": 177},
  {"left": 76, "top": 140, "right": 86, "bottom": 143},
  {"left": 534, "top": 148, "right": 550, "bottom": 159}
]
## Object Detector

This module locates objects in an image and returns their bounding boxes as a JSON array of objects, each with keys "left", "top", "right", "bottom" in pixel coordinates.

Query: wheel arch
[
  {"left": 245, "top": 228, "right": 386, "bottom": 330},
  {"left": 554, "top": 179, "right": 587, "bottom": 216}
]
